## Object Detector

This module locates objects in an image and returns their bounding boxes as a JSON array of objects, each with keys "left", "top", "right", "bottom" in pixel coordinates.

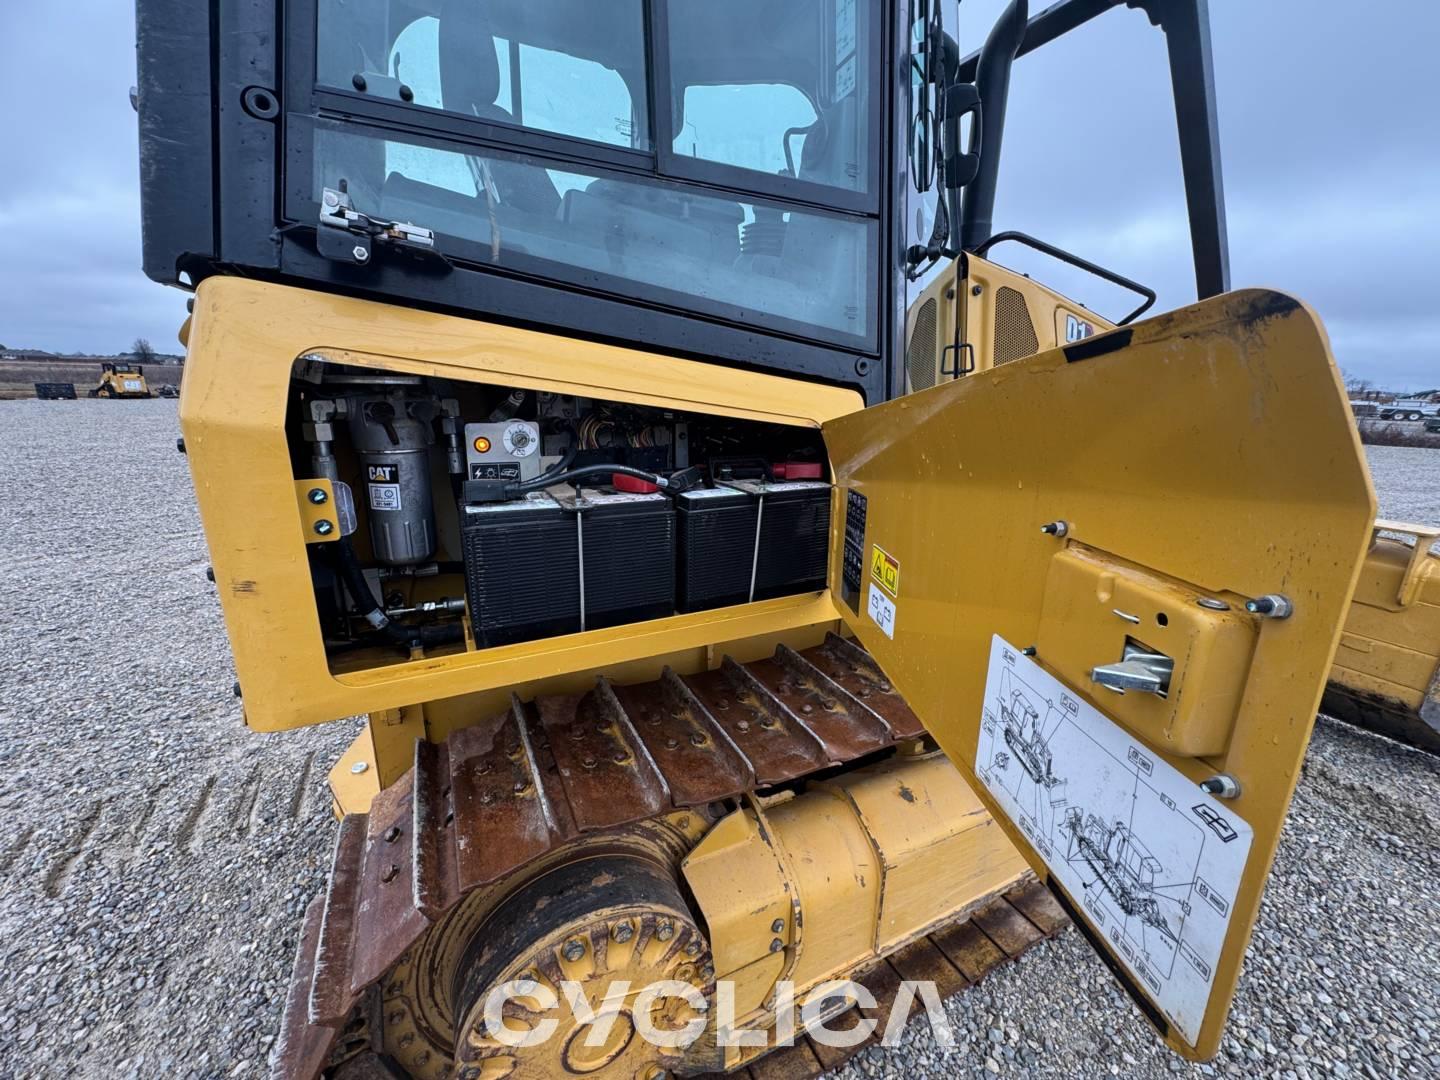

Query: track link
[{"left": 272, "top": 633, "right": 1065, "bottom": 1078}]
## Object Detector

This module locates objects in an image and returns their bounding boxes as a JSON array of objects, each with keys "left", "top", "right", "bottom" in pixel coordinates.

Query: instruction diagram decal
[{"left": 976, "top": 636, "right": 1253, "bottom": 1045}]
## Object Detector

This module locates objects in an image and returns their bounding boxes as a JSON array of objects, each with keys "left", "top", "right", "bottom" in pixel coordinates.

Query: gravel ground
[{"left": 0, "top": 400, "right": 1437, "bottom": 1079}]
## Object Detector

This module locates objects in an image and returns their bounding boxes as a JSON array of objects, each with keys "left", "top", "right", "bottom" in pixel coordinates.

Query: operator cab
[{"left": 140, "top": 0, "right": 896, "bottom": 400}]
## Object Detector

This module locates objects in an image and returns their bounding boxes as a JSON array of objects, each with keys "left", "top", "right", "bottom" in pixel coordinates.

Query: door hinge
[{"left": 317, "top": 183, "right": 452, "bottom": 273}]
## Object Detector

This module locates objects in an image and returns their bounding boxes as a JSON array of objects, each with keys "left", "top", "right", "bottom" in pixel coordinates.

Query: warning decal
[
  {"left": 869, "top": 544, "right": 900, "bottom": 597},
  {"left": 866, "top": 583, "right": 896, "bottom": 639},
  {"left": 975, "top": 636, "right": 1253, "bottom": 1046}
]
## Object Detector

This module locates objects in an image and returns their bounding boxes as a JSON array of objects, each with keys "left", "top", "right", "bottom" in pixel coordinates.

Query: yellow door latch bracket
[{"left": 295, "top": 478, "right": 340, "bottom": 543}]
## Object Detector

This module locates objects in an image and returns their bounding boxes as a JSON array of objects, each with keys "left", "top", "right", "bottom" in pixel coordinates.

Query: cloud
[
  {"left": 968, "top": 0, "right": 1440, "bottom": 389},
  {"left": 0, "top": 0, "right": 1435, "bottom": 386}
]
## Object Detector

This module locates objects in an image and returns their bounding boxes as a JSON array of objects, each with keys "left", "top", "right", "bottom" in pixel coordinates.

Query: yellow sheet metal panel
[
  {"left": 821, "top": 290, "right": 1374, "bottom": 1059},
  {"left": 178, "top": 277, "right": 860, "bottom": 731},
  {"left": 1324, "top": 523, "right": 1440, "bottom": 748},
  {"left": 680, "top": 807, "right": 792, "bottom": 1006},
  {"left": 829, "top": 754, "right": 1027, "bottom": 952},
  {"left": 683, "top": 755, "right": 1031, "bottom": 1036},
  {"left": 1333, "top": 635, "right": 1439, "bottom": 695},
  {"left": 1035, "top": 547, "right": 1259, "bottom": 757},
  {"left": 761, "top": 790, "right": 881, "bottom": 991}
]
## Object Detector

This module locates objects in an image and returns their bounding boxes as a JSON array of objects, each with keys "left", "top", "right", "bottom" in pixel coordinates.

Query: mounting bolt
[
  {"left": 971, "top": 284, "right": 983, "bottom": 296},
  {"left": 381, "top": 864, "right": 399, "bottom": 883},
  {"left": 562, "top": 939, "right": 586, "bottom": 962},
  {"left": 384, "top": 825, "right": 401, "bottom": 843},
  {"left": 352, "top": 244, "right": 370, "bottom": 264},
  {"left": 769, "top": 938, "right": 784, "bottom": 953},
  {"left": 1245, "top": 594, "right": 1293, "bottom": 619},
  {"left": 232, "top": 681, "right": 242, "bottom": 699},
  {"left": 656, "top": 922, "right": 674, "bottom": 942},
  {"left": 314, "top": 519, "right": 335, "bottom": 536},
  {"left": 307, "top": 487, "right": 328, "bottom": 504},
  {"left": 1021, "top": 646, "right": 1037, "bottom": 657},
  {"left": 612, "top": 923, "right": 634, "bottom": 944},
  {"left": 771, "top": 918, "right": 785, "bottom": 934},
  {"left": 1040, "top": 520, "right": 1070, "bottom": 538},
  {"left": 1197, "top": 597, "right": 1230, "bottom": 611},
  {"left": 205, "top": 565, "right": 215, "bottom": 583},
  {"left": 1199, "top": 774, "right": 1241, "bottom": 799},
  {"left": 684, "top": 941, "right": 701, "bottom": 957},
  {"left": 351, "top": 761, "right": 369, "bottom": 775},
  {"left": 175, "top": 436, "right": 186, "bottom": 454}
]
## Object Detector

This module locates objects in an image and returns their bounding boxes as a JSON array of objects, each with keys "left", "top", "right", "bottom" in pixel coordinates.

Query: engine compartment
[{"left": 286, "top": 358, "right": 833, "bottom": 672}]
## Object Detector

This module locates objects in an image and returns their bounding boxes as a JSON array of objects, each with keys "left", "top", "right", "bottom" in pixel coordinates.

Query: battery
[
  {"left": 460, "top": 494, "right": 580, "bottom": 648},
  {"left": 751, "top": 480, "right": 832, "bottom": 599},
  {"left": 676, "top": 480, "right": 832, "bottom": 613},
  {"left": 460, "top": 490, "right": 675, "bottom": 647},
  {"left": 675, "top": 487, "right": 756, "bottom": 612},
  {"left": 565, "top": 491, "right": 676, "bottom": 631}
]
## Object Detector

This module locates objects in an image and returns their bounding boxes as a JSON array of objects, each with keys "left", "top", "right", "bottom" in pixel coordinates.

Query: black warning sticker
[
  {"left": 841, "top": 489, "right": 867, "bottom": 613},
  {"left": 469, "top": 462, "right": 522, "bottom": 481}
]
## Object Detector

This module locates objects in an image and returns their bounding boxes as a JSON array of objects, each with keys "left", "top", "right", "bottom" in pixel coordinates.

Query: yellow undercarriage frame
[
  {"left": 1324, "top": 520, "right": 1440, "bottom": 751},
  {"left": 683, "top": 751, "right": 1027, "bottom": 1071}
]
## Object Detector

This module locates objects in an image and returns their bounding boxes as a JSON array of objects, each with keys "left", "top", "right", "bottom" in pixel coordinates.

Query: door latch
[
  {"left": 317, "top": 182, "right": 451, "bottom": 272},
  {"left": 1091, "top": 642, "right": 1174, "bottom": 695}
]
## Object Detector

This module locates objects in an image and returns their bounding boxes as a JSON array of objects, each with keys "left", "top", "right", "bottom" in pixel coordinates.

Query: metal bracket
[
  {"left": 296, "top": 478, "right": 340, "bottom": 543},
  {"left": 317, "top": 184, "right": 451, "bottom": 273},
  {"left": 1375, "top": 519, "right": 1440, "bottom": 607},
  {"left": 941, "top": 341, "right": 975, "bottom": 378}
]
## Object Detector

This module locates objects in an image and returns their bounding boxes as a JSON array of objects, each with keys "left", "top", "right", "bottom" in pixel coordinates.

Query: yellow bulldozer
[
  {"left": 132, "top": 1, "right": 1431, "bottom": 1077},
  {"left": 89, "top": 361, "right": 153, "bottom": 398}
]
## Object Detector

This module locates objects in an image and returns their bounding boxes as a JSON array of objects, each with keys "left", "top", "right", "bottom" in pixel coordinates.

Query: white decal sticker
[
  {"left": 368, "top": 484, "right": 402, "bottom": 512},
  {"left": 866, "top": 583, "right": 896, "bottom": 639},
  {"left": 1065, "top": 313, "right": 1096, "bottom": 342},
  {"left": 835, "top": 0, "right": 856, "bottom": 63},
  {"left": 835, "top": 55, "right": 857, "bottom": 101},
  {"left": 975, "top": 636, "right": 1252, "bottom": 1046}
]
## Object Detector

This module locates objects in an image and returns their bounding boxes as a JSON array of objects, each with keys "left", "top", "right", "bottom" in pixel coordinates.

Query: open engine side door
[{"left": 822, "top": 289, "right": 1374, "bottom": 1058}]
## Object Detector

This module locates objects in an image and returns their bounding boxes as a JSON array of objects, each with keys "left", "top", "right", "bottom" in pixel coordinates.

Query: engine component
[
  {"left": 347, "top": 391, "right": 440, "bottom": 566},
  {"left": 464, "top": 419, "right": 542, "bottom": 482}
]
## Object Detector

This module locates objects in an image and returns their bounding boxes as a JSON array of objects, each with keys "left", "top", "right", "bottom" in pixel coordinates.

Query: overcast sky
[{"left": 1, "top": 1, "right": 1436, "bottom": 387}]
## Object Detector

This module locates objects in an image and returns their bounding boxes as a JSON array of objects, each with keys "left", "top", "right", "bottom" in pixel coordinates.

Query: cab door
[{"left": 822, "top": 289, "right": 1374, "bottom": 1059}]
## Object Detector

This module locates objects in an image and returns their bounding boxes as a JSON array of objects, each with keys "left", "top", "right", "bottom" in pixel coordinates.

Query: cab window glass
[
  {"left": 319, "top": 0, "right": 649, "bottom": 150},
  {"left": 666, "top": 0, "right": 872, "bottom": 192}
]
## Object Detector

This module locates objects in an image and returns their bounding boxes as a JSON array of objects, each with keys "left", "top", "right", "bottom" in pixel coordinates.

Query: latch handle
[{"left": 1091, "top": 647, "right": 1173, "bottom": 695}]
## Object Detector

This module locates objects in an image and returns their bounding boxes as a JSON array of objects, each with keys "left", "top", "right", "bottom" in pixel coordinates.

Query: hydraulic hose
[{"left": 333, "top": 536, "right": 464, "bottom": 650}]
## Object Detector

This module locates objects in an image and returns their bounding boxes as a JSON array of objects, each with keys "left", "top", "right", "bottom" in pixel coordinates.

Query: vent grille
[
  {"left": 906, "top": 297, "right": 939, "bottom": 391},
  {"left": 994, "top": 287, "right": 1040, "bottom": 366}
]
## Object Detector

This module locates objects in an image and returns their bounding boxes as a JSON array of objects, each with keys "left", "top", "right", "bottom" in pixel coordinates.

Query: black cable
[
  {"left": 526, "top": 438, "right": 579, "bottom": 487},
  {"left": 509, "top": 462, "right": 667, "bottom": 495},
  {"left": 333, "top": 536, "right": 464, "bottom": 650}
]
